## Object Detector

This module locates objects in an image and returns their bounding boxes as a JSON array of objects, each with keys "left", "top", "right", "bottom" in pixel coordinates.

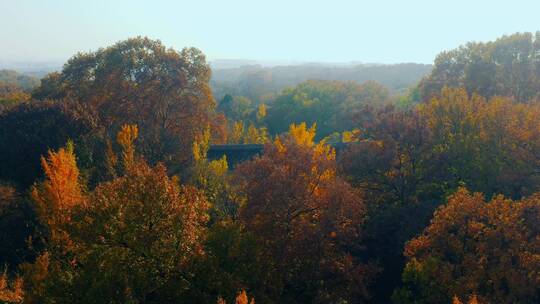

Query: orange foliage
[
  {"left": 32, "top": 142, "right": 84, "bottom": 216},
  {"left": 217, "top": 290, "right": 255, "bottom": 304},
  {"left": 31, "top": 141, "right": 85, "bottom": 252},
  {"left": 234, "top": 290, "right": 255, "bottom": 304},
  {"left": 401, "top": 188, "right": 540, "bottom": 303},
  {"left": 0, "top": 271, "right": 23, "bottom": 303}
]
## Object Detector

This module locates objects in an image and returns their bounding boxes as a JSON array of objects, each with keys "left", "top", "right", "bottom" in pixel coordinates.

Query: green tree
[{"left": 266, "top": 80, "right": 389, "bottom": 139}]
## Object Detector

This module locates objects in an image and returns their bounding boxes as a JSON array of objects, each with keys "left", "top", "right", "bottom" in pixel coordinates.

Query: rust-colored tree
[
  {"left": 235, "top": 123, "right": 373, "bottom": 303},
  {"left": 394, "top": 188, "right": 540, "bottom": 303},
  {"left": 32, "top": 37, "right": 218, "bottom": 172}
]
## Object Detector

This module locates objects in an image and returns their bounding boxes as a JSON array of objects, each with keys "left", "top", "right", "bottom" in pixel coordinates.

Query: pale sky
[{"left": 1, "top": 0, "right": 539, "bottom": 64}]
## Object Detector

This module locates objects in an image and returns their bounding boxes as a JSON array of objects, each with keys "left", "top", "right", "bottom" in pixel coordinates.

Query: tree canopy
[{"left": 419, "top": 32, "right": 540, "bottom": 103}]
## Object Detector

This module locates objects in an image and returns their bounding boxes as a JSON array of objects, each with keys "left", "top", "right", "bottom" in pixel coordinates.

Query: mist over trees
[
  {"left": 211, "top": 62, "right": 432, "bottom": 103},
  {"left": 1, "top": 32, "right": 540, "bottom": 303}
]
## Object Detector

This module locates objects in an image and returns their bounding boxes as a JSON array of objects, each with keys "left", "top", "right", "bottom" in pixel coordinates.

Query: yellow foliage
[
  {"left": 342, "top": 129, "right": 360, "bottom": 143},
  {"left": 244, "top": 124, "right": 269, "bottom": 144},
  {"left": 256, "top": 103, "right": 267, "bottom": 121},
  {"left": 117, "top": 124, "right": 139, "bottom": 168},
  {"left": 193, "top": 127, "right": 211, "bottom": 162},
  {"left": 288, "top": 122, "right": 316, "bottom": 147},
  {"left": 230, "top": 121, "right": 245, "bottom": 144},
  {"left": 276, "top": 123, "right": 335, "bottom": 161},
  {"left": 208, "top": 156, "right": 229, "bottom": 177},
  {"left": 228, "top": 121, "right": 269, "bottom": 144}
]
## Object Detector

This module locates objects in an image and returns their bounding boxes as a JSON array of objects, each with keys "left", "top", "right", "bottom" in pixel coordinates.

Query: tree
[
  {"left": 0, "top": 100, "right": 96, "bottom": 188},
  {"left": 338, "top": 104, "right": 434, "bottom": 303},
  {"left": 22, "top": 126, "right": 210, "bottom": 303},
  {"left": 266, "top": 80, "right": 390, "bottom": 139},
  {"left": 0, "top": 183, "right": 39, "bottom": 270},
  {"left": 0, "top": 82, "right": 30, "bottom": 113},
  {"left": 22, "top": 142, "right": 85, "bottom": 303},
  {"left": 226, "top": 121, "right": 269, "bottom": 144},
  {"left": 0, "top": 69, "right": 39, "bottom": 91},
  {"left": 394, "top": 188, "right": 540, "bottom": 303},
  {"left": 235, "top": 123, "right": 373, "bottom": 303},
  {"left": 31, "top": 37, "right": 217, "bottom": 172},
  {"left": 419, "top": 32, "right": 540, "bottom": 102},
  {"left": 418, "top": 88, "right": 540, "bottom": 198},
  {"left": 218, "top": 95, "right": 254, "bottom": 122},
  {"left": 339, "top": 87, "right": 540, "bottom": 302}
]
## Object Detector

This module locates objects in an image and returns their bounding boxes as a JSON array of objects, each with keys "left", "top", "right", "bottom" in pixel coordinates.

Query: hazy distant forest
[{"left": 1, "top": 32, "right": 540, "bottom": 304}]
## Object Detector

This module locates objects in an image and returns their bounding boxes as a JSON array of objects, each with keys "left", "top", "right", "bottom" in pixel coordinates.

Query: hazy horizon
[{"left": 1, "top": 0, "right": 540, "bottom": 65}]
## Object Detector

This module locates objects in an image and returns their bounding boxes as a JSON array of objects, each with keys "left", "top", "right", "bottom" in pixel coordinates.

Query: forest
[{"left": 0, "top": 32, "right": 540, "bottom": 303}]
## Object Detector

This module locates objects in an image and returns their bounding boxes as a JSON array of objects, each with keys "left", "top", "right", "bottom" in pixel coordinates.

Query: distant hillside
[
  {"left": 210, "top": 63, "right": 432, "bottom": 102},
  {"left": 0, "top": 69, "right": 40, "bottom": 91}
]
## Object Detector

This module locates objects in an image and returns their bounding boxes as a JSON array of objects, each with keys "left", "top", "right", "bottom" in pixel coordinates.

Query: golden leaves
[
  {"left": 227, "top": 121, "right": 269, "bottom": 144},
  {"left": 288, "top": 122, "right": 316, "bottom": 147},
  {"left": 403, "top": 187, "right": 540, "bottom": 302},
  {"left": 117, "top": 124, "right": 138, "bottom": 168},
  {"left": 256, "top": 103, "right": 267, "bottom": 121},
  {"left": 32, "top": 141, "right": 84, "bottom": 227}
]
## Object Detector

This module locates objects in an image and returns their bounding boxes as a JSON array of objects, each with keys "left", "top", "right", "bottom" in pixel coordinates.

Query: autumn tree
[
  {"left": 22, "top": 141, "right": 85, "bottom": 303},
  {"left": 31, "top": 37, "right": 217, "bottom": 172},
  {"left": 191, "top": 127, "right": 238, "bottom": 220},
  {"left": 339, "top": 87, "right": 540, "bottom": 301},
  {"left": 338, "top": 104, "right": 434, "bottom": 302},
  {"left": 344, "top": 87, "right": 540, "bottom": 204},
  {"left": 417, "top": 87, "right": 540, "bottom": 198},
  {"left": 226, "top": 121, "right": 269, "bottom": 144},
  {"left": 394, "top": 188, "right": 540, "bottom": 303},
  {"left": 22, "top": 126, "right": 210, "bottom": 303},
  {"left": 0, "top": 82, "right": 30, "bottom": 113},
  {"left": 235, "top": 123, "right": 373, "bottom": 303}
]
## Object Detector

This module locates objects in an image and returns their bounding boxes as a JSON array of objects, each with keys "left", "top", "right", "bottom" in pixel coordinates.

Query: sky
[{"left": 1, "top": 0, "right": 540, "bottom": 65}]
